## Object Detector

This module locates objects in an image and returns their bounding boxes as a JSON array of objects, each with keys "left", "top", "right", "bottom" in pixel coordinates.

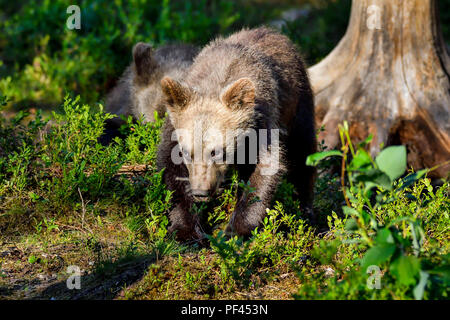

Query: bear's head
[{"left": 161, "top": 76, "right": 257, "bottom": 202}]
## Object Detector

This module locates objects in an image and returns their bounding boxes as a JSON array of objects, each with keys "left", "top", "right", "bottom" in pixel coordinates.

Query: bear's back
[{"left": 186, "top": 27, "right": 311, "bottom": 127}]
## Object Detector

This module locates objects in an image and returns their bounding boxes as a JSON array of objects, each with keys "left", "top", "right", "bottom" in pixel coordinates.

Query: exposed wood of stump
[{"left": 308, "top": 0, "right": 450, "bottom": 178}]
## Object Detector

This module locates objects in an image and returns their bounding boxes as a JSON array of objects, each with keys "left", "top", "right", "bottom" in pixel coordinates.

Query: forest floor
[
  {"left": 0, "top": 217, "right": 305, "bottom": 300},
  {"left": 0, "top": 99, "right": 448, "bottom": 300}
]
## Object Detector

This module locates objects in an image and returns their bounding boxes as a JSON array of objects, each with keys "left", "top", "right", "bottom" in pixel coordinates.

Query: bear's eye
[
  {"left": 211, "top": 150, "right": 216, "bottom": 158},
  {"left": 179, "top": 147, "right": 190, "bottom": 158}
]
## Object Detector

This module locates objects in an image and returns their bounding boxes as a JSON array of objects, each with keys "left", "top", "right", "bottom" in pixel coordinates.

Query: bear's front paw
[
  {"left": 168, "top": 222, "right": 204, "bottom": 242},
  {"left": 224, "top": 223, "right": 237, "bottom": 239},
  {"left": 225, "top": 219, "right": 257, "bottom": 239}
]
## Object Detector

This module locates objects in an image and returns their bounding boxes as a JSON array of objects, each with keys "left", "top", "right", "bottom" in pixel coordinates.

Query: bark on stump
[{"left": 309, "top": 0, "right": 450, "bottom": 178}]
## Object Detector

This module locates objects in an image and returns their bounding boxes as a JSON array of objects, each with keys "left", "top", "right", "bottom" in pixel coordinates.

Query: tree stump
[{"left": 309, "top": 0, "right": 450, "bottom": 178}]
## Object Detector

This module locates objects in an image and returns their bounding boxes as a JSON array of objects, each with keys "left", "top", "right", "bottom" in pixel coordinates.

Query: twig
[
  {"left": 54, "top": 222, "right": 87, "bottom": 233},
  {"left": 78, "top": 187, "right": 90, "bottom": 230},
  {"left": 266, "top": 285, "right": 290, "bottom": 294},
  {"left": 116, "top": 164, "right": 150, "bottom": 175},
  {"left": 45, "top": 164, "right": 152, "bottom": 178}
]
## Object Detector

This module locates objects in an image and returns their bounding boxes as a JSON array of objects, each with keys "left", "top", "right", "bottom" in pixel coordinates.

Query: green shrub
[
  {"left": 0, "top": 0, "right": 353, "bottom": 109},
  {"left": 1, "top": 0, "right": 449, "bottom": 300},
  {"left": 299, "top": 122, "right": 450, "bottom": 300}
]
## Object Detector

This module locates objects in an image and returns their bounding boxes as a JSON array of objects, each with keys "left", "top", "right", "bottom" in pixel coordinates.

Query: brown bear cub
[
  {"left": 158, "top": 27, "right": 316, "bottom": 241},
  {"left": 101, "top": 43, "right": 199, "bottom": 144}
]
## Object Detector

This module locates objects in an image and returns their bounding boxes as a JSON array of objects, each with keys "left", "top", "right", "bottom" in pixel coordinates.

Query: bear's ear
[
  {"left": 161, "top": 77, "right": 191, "bottom": 110},
  {"left": 221, "top": 78, "right": 255, "bottom": 109},
  {"left": 132, "top": 42, "right": 157, "bottom": 84}
]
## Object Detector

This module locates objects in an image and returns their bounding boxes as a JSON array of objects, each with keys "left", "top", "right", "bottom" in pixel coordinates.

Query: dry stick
[
  {"left": 77, "top": 187, "right": 90, "bottom": 230},
  {"left": 428, "top": 160, "right": 450, "bottom": 175},
  {"left": 46, "top": 164, "right": 152, "bottom": 178},
  {"left": 54, "top": 222, "right": 87, "bottom": 233},
  {"left": 266, "top": 285, "right": 290, "bottom": 294},
  {"left": 52, "top": 164, "right": 151, "bottom": 177},
  {"left": 116, "top": 164, "right": 150, "bottom": 175},
  {"left": 235, "top": 291, "right": 256, "bottom": 298}
]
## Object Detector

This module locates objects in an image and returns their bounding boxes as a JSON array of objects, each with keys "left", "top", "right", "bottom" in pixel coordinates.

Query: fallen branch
[
  {"left": 116, "top": 164, "right": 150, "bottom": 176},
  {"left": 45, "top": 164, "right": 152, "bottom": 178}
]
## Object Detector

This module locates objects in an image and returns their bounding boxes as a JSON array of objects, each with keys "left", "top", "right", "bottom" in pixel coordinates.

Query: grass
[
  {"left": 0, "top": 96, "right": 448, "bottom": 300},
  {"left": 0, "top": 0, "right": 348, "bottom": 110},
  {"left": 1, "top": 0, "right": 449, "bottom": 111}
]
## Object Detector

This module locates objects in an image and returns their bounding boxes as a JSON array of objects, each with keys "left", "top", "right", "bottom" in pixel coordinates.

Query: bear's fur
[
  {"left": 101, "top": 43, "right": 199, "bottom": 144},
  {"left": 158, "top": 27, "right": 317, "bottom": 241}
]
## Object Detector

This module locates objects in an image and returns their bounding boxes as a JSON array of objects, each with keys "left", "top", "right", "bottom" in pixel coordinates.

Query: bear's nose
[
  {"left": 192, "top": 189, "right": 210, "bottom": 201},
  {"left": 192, "top": 189, "right": 209, "bottom": 197}
]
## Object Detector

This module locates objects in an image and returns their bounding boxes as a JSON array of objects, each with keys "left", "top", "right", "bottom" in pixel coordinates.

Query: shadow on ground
[
  {"left": 35, "top": 255, "right": 155, "bottom": 300},
  {"left": 0, "top": 246, "right": 155, "bottom": 300},
  {"left": 35, "top": 254, "right": 155, "bottom": 300}
]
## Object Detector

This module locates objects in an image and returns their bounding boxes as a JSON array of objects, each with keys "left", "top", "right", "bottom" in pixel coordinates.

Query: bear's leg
[
  {"left": 226, "top": 152, "right": 284, "bottom": 237},
  {"left": 161, "top": 161, "right": 202, "bottom": 241},
  {"left": 157, "top": 121, "right": 202, "bottom": 241},
  {"left": 287, "top": 154, "right": 316, "bottom": 223},
  {"left": 286, "top": 103, "right": 317, "bottom": 223},
  {"left": 167, "top": 202, "right": 203, "bottom": 241}
]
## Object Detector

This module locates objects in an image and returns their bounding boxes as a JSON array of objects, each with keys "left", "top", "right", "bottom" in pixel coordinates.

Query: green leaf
[
  {"left": 399, "top": 169, "right": 429, "bottom": 190},
  {"left": 390, "top": 255, "right": 421, "bottom": 286},
  {"left": 344, "top": 218, "right": 358, "bottom": 231},
  {"left": 28, "top": 255, "right": 38, "bottom": 264},
  {"left": 413, "top": 271, "right": 429, "bottom": 300},
  {"left": 355, "top": 169, "right": 392, "bottom": 191},
  {"left": 348, "top": 149, "right": 372, "bottom": 171},
  {"left": 375, "top": 228, "right": 395, "bottom": 244},
  {"left": 361, "top": 244, "right": 396, "bottom": 270},
  {"left": 375, "top": 146, "right": 407, "bottom": 181},
  {"left": 342, "top": 206, "right": 360, "bottom": 217},
  {"left": 306, "top": 150, "right": 342, "bottom": 166},
  {"left": 358, "top": 134, "right": 373, "bottom": 148},
  {"left": 360, "top": 209, "right": 374, "bottom": 227},
  {"left": 430, "top": 269, "right": 450, "bottom": 285}
]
